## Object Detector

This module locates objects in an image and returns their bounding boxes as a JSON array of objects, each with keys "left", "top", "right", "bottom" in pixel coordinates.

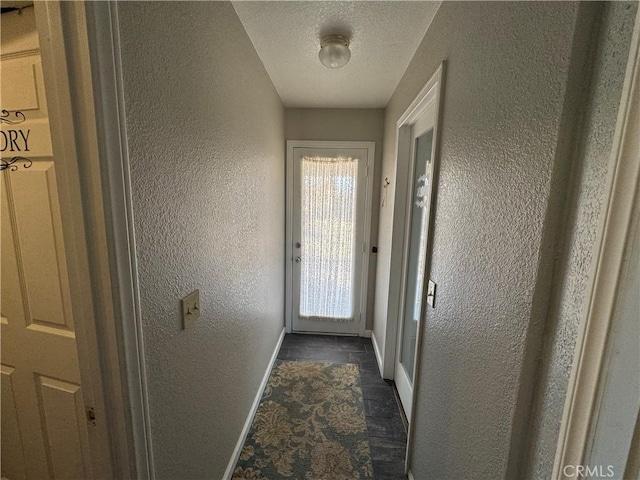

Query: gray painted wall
[
  {"left": 524, "top": 3, "right": 638, "bottom": 478},
  {"left": 117, "top": 2, "right": 285, "bottom": 478},
  {"left": 284, "top": 108, "right": 385, "bottom": 331},
  {"left": 374, "top": 2, "right": 604, "bottom": 478}
]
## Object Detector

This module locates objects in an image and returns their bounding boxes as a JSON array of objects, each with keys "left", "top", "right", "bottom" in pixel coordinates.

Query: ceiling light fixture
[{"left": 319, "top": 34, "right": 351, "bottom": 69}]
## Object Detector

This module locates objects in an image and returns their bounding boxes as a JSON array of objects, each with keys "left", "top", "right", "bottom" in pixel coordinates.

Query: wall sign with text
[{"left": 1, "top": 110, "right": 33, "bottom": 171}]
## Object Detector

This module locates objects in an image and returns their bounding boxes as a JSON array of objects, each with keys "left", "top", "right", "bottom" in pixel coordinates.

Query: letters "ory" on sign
[{"left": 1, "top": 129, "right": 30, "bottom": 152}]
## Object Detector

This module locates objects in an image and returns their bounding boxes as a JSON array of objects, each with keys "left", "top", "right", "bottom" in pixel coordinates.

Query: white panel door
[
  {"left": 1, "top": 163, "right": 92, "bottom": 480},
  {"left": 1, "top": 15, "right": 93, "bottom": 479},
  {"left": 290, "top": 145, "right": 371, "bottom": 335}
]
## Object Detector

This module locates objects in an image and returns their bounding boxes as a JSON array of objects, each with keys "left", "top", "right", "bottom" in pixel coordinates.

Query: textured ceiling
[{"left": 232, "top": 1, "right": 441, "bottom": 108}]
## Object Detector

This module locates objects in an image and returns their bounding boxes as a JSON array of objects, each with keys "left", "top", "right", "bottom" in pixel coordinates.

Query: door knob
[{"left": 295, "top": 256, "right": 302, "bottom": 263}]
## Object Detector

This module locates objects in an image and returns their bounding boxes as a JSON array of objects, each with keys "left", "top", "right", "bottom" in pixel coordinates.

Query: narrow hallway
[{"left": 3, "top": 2, "right": 635, "bottom": 479}]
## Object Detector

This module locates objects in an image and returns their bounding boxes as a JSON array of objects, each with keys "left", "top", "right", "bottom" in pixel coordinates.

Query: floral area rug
[{"left": 232, "top": 360, "right": 373, "bottom": 479}]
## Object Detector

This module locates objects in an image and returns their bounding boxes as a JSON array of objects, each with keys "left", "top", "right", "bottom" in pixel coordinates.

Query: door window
[
  {"left": 399, "top": 129, "right": 434, "bottom": 381},
  {"left": 299, "top": 156, "right": 358, "bottom": 320}
]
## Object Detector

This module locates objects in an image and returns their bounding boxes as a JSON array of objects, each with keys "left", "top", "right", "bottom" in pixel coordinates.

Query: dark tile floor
[{"left": 277, "top": 333, "right": 408, "bottom": 480}]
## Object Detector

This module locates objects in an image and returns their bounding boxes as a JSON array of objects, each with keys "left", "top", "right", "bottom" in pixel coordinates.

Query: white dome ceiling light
[{"left": 318, "top": 34, "right": 351, "bottom": 69}]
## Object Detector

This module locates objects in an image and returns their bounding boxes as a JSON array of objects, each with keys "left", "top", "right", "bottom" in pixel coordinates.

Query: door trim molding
[
  {"left": 381, "top": 62, "right": 445, "bottom": 380},
  {"left": 552, "top": 9, "right": 640, "bottom": 479},
  {"left": 82, "top": 2, "right": 154, "bottom": 478},
  {"left": 383, "top": 62, "right": 445, "bottom": 474},
  {"left": 285, "top": 140, "right": 376, "bottom": 336}
]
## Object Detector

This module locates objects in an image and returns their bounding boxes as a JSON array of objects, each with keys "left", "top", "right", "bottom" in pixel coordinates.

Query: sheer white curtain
[{"left": 300, "top": 156, "right": 358, "bottom": 321}]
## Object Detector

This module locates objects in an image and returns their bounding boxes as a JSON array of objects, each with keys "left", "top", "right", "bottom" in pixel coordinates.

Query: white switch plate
[
  {"left": 181, "top": 289, "right": 200, "bottom": 329},
  {"left": 426, "top": 280, "right": 436, "bottom": 308}
]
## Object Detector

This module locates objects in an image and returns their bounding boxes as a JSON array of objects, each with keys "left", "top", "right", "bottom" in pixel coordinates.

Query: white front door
[
  {"left": 395, "top": 105, "right": 437, "bottom": 420},
  {"left": 287, "top": 142, "right": 373, "bottom": 335},
  {"left": 1, "top": 8, "right": 95, "bottom": 479}
]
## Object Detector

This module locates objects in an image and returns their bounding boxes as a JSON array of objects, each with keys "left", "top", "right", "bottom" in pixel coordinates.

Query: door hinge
[{"left": 86, "top": 406, "right": 97, "bottom": 426}]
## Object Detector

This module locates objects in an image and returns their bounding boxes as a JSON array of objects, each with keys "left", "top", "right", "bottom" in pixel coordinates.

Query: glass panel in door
[
  {"left": 400, "top": 129, "right": 434, "bottom": 381},
  {"left": 299, "top": 156, "right": 358, "bottom": 320}
]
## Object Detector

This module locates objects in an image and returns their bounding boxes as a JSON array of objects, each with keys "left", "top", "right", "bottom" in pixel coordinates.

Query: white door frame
[
  {"left": 552, "top": 9, "right": 640, "bottom": 479},
  {"left": 285, "top": 140, "right": 375, "bottom": 337},
  {"left": 379, "top": 63, "right": 445, "bottom": 475},
  {"left": 381, "top": 63, "right": 445, "bottom": 382},
  {"left": 394, "top": 103, "right": 438, "bottom": 422},
  {"left": 33, "top": 2, "right": 154, "bottom": 479},
  {"left": 82, "top": 2, "right": 155, "bottom": 478}
]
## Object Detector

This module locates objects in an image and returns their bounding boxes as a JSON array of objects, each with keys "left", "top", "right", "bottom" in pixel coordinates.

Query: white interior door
[
  {"left": 395, "top": 106, "right": 437, "bottom": 420},
  {"left": 1, "top": 8, "right": 94, "bottom": 479},
  {"left": 288, "top": 143, "right": 372, "bottom": 335}
]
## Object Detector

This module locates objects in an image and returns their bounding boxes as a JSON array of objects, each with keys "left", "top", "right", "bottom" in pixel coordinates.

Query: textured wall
[
  {"left": 374, "top": 2, "right": 594, "bottom": 478},
  {"left": 524, "top": 3, "right": 638, "bottom": 478},
  {"left": 284, "top": 108, "right": 385, "bottom": 331},
  {"left": 117, "top": 2, "right": 285, "bottom": 478}
]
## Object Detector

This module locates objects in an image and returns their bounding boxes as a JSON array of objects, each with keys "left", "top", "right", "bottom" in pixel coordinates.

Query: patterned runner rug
[{"left": 232, "top": 360, "right": 373, "bottom": 479}]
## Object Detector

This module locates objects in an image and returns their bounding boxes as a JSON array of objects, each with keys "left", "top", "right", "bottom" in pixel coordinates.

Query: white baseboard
[
  {"left": 408, "top": 470, "right": 415, "bottom": 480},
  {"left": 223, "top": 327, "right": 286, "bottom": 480},
  {"left": 363, "top": 329, "right": 372, "bottom": 338},
  {"left": 370, "top": 330, "right": 384, "bottom": 377}
]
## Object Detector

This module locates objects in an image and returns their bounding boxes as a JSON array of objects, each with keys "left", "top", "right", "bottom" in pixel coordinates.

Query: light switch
[
  {"left": 426, "top": 280, "right": 436, "bottom": 308},
  {"left": 181, "top": 289, "right": 200, "bottom": 329}
]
